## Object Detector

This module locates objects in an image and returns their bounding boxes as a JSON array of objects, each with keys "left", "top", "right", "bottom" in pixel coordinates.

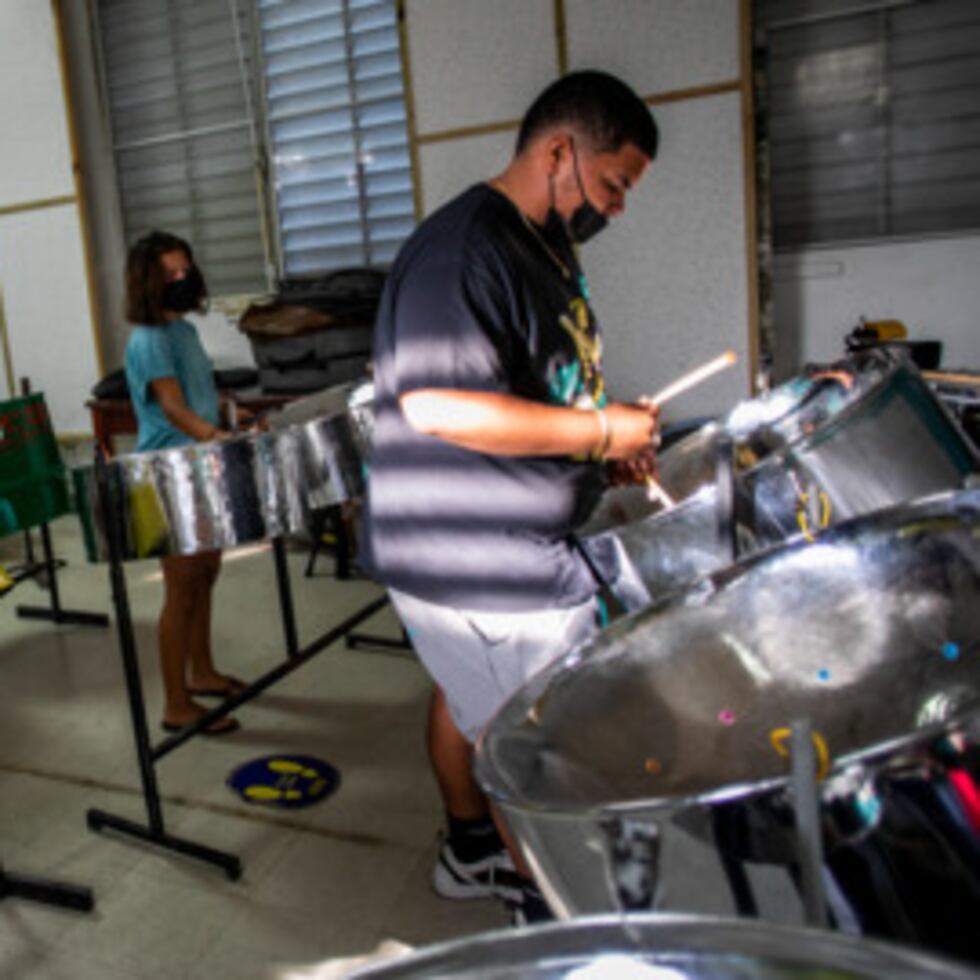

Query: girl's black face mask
[{"left": 161, "top": 266, "right": 204, "bottom": 313}]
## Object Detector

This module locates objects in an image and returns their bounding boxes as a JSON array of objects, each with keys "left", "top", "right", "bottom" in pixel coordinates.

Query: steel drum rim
[
  {"left": 479, "top": 702, "right": 980, "bottom": 819},
  {"left": 476, "top": 487, "right": 980, "bottom": 815},
  {"left": 665, "top": 349, "right": 908, "bottom": 479},
  {"left": 350, "top": 912, "right": 978, "bottom": 978},
  {"left": 75, "top": 390, "right": 370, "bottom": 562}
]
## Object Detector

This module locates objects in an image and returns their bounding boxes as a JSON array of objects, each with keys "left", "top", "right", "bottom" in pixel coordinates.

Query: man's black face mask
[
  {"left": 544, "top": 140, "right": 608, "bottom": 248},
  {"left": 161, "top": 267, "right": 204, "bottom": 313}
]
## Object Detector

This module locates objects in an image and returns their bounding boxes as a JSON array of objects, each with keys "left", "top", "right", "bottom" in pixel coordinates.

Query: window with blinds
[
  {"left": 756, "top": 0, "right": 980, "bottom": 248},
  {"left": 95, "top": 0, "right": 414, "bottom": 295},
  {"left": 258, "top": 0, "right": 415, "bottom": 275},
  {"left": 96, "top": 0, "right": 267, "bottom": 295}
]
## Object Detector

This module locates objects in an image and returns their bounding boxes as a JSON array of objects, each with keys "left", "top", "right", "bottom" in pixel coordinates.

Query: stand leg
[
  {"left": 86, "top": 456, "right": 241, "bottom": 879},
  {"left": 303, "top": 511, "right": 326, "bottom": 578},
  {"left": 344, "top": 595, "right": 412, "bottom": 655},
  {"left": 273, "top": 536, "right": 299, "bottom": 658},
  {"left": 15, "top": 523, "right": 109, "bottom": 627},
  {"left": 711, "top": 809, "right": 759, "bottom": 918},
  {"left": 0, "top": 863, "right": 94, "bottom": 912},
  {"left": 85, "top": 812, "right": 241, "bottom": 881},
  {"left": 303, "top": 507, "right": 351, "bottom": 580}
]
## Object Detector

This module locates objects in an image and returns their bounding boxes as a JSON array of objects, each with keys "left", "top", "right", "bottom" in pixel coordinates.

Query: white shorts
[{"left": 389, "top": 588, "right": 601, "bottom": 743}]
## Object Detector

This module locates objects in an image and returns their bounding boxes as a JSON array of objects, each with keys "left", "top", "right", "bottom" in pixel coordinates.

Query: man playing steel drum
[{"left": 360, "top": 70, "right": 660, "bottom": 924}]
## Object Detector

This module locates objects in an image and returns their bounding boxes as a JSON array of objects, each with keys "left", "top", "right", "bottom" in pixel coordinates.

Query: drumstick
[
  {"left": 638, "top": 351, "right": 736, "bottom": 508},
  {"left": 645, "top": 475, "right": 675, "bottom": 508},
  {"left": 646, "top": 350, "right": 738, "bottom": 408}
]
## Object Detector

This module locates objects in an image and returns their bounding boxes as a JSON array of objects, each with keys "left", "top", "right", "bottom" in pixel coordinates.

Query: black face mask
[
  {"left": 544, "top": 142, "right": 609, "bottom": 246},
  {"left": 161, "top": 267, "right": 204, "bottom": 313}
]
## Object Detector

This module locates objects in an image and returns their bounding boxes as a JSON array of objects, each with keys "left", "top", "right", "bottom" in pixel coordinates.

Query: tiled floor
[
  {"left": 1, "top": 501, "right": 808, "bottom": 978},
  {"left": 0, "top": 512, "right": 507, "bottom": 979}
]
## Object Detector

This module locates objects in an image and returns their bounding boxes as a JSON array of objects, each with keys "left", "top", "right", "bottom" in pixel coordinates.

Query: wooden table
[{"left": 86, "top": 390, "right": 294, "bottom": 456}]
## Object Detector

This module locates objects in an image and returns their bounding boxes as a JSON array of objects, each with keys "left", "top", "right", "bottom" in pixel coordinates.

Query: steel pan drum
[
  {"left": 477, "top": 489, "right": 980, "bottom": 960},
  {"left": 586, "top": 349, "right": 978, "bottom": 608},
  {"left": 74, "top": 390, "right": 367, "bottom": 562},
  {"left": 351, "top": 915, "right": 976, "bottom": 979}
]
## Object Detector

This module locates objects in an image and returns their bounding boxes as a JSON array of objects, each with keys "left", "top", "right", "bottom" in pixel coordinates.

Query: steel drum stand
[
  {"left": 15, "top": 522, "right": 109, "bottom": 628},
  {"left": 85, "top": 455, "right": 388, "bottom": 878},
  {"left": 303, "top": 508, "right": 411, "bottom": 655},
  {"left": 0, "top": 861, "right": 94, "bottom": 913}
]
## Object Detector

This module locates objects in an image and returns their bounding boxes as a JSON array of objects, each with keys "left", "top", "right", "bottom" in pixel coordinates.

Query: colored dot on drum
[
  {"left": 817, "top": 669, "right": 831, "bottom": 682},
  {"left": 718, "top": 710, "right": 736, "bottom": 726},
  {"left": 942, "top": 642, "right": 960, "bottom": 662},
  {"left": 644, "top": 758, "right": 661, "bottom": 775}
]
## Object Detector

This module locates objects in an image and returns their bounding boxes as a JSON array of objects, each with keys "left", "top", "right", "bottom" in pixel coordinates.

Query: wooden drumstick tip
[
  {"left": 645, "top": 475, "right": 675, "bottom": 509},
  {"left": 646, "top": 350, "right": 740, "bottom": 408}
]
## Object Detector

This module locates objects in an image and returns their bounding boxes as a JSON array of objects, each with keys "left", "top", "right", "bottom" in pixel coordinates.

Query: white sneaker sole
[{"left": 431, "top": 849, "right": 521, "bottom": 902}]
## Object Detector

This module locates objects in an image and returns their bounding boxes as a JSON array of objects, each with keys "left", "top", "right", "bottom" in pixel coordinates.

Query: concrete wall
[
  {"left": 404, "top": 0, "right": 755, "bottom": 424},
  {"left": 772, "top": 234, "right": 980, "bottom": 377},
  {"left": 0, "top": 0, "right": 102, "bottom": 433},
  {"left": 33, "top": 0, "right": 980, "bottom": 435}
]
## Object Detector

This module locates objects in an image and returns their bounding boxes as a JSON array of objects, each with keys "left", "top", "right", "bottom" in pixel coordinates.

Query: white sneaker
[{"left": 431, "top": 841, "right": 522, "bottom": 902}]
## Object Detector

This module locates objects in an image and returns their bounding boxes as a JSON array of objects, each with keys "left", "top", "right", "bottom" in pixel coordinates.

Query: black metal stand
[
  {"left": 0, "top": 862, "right": 94, "bottom": 913},
  {"left": 86, "top": 454, "right": 389, "bottom": 878},
  {"left": 344, "top": 595, "right": 412, "bottom": 656},
  {"left": 15, "top": 523, "right": 109, "bottom": 627},
  {"left": 303, "top": 508, "right": 410, "bottom": 655},
  {"left": 711, "top": 809, "right": 759, "bottom": 918},
  {"left": 304, "top": 506, "right": 352, "bottom": 580}
]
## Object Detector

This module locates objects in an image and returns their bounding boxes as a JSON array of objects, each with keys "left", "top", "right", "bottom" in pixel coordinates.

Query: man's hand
[
  {"left": 601, "top": 401, "right": 660, "bottom": 460},
  {"left": 607, "top": 445, "right": 658, "bottom": 486}
]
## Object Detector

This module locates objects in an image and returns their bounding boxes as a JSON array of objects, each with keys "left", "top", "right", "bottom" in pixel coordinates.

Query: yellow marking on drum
[
  {"left": 795, "top": 490, "right": 831, "bottom": 543},
  {"left": 644, "top": 758, "right": 662, "bottom": 775},
  {"left": 734, "top": 445, "right": 759, "bottom": 471},
  {"left": 769, "top": 727, "right": 830, "bottom": 781},
  {"left": 898, "top": 517, "right": 964, "bottom": 539},
  {"left": 528, "top": 690, "right": 552, "bottom": 726}
]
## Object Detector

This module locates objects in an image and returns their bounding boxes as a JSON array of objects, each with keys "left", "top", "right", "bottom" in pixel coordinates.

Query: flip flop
[
  {"left": 186, "top": 677, "right": 248, "bottom": 699},
  {"left": 162, "top": 715, "right": 241, "bottom": 736}
]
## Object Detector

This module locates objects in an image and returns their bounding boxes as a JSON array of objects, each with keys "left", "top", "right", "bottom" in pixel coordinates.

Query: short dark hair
[
  {"left": 124, "top": 230, "right": 207, "bottom": 326},
  {"left": 516, "top": 70, "right": 658, "bottom": 159}
]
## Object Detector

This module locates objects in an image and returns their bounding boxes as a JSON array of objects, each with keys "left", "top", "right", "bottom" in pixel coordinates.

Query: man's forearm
[{"left": 399, "top": 389, "right": 656, "bottom": 459}]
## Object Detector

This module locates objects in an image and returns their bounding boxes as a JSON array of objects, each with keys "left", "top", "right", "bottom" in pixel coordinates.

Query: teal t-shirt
[{"left": 124, "top": 319, "right": 219, "bottom": 451}]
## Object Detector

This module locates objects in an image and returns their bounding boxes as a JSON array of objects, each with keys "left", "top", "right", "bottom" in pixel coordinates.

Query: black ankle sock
[{"left": 446, "top": 815, "right": 504, "bottom": 861}]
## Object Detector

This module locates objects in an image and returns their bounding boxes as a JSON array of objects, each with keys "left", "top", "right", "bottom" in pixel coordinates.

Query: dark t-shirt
[{"left": 359, "top": 183, "right": 608, "bottom": 612}]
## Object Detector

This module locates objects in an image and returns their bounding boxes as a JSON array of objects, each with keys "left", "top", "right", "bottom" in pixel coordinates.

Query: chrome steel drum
[
  {"left": 658, "top": 348, "right": 975, "bottom": 510},
  {"left": 351, "top": 915, "right": 976, "bottom": 979},
  {"left": 75, "top": 393, "right": 367, "bottom": 561},
  {"left": 266, "top": 378, "right": 375, "bottom": 469},
  {"left": 478, "top": 490, "right": 980, "bottom": 961},
  {"left": 586, "top": 349, "right": 978, "bottom": 608}
]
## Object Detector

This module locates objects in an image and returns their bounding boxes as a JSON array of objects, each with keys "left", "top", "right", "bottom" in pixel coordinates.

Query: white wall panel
[
  {"left": 0, "top": 205, "right": 100, "bottom": 433},
  {"left": 0, "top": 0, "right": 75, "bottom": 206},
  {"left": 405, "top": 0, "right": 558, "bottom": 135},
  {"left": 565, "top": 0, "right": 740, "bottom": 95},
  {"left": 586, "top": 92, "right": 750, "bottom": 422},
  {"left": 0, "top": 1, "right": 100, "bottom": 436},
  {"left": 418, "top": 131, "right": 515, "bottom": 217},
  {"left": 773, "top": 236, "right": 980, "bottom": 377}
]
